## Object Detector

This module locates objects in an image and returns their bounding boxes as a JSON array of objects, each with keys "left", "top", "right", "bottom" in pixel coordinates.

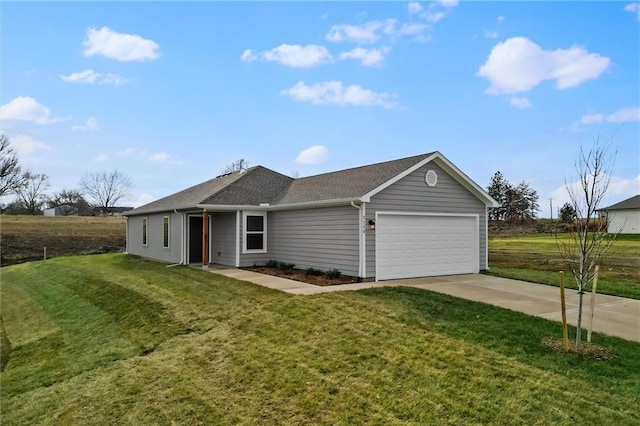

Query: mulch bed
[
  {"left": 541, "top": 337, "right": 619, "bottom": 361},
  {"left": 244, "top": 266, "right": 361, "bottom": 287}
]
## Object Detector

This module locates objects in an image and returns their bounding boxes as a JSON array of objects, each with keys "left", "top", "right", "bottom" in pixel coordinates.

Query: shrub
[
  {"left": 265, "top": 260, "right": 279, "bottom": 268},
  {"left": 325, "top": 269, "right": 342, "bottom": 279},
  {"left": 305, "top": 267, "right": 324, "bottom": 276},
  {"left": 278, "top": 262, "right": 295, "bottom": 272}
]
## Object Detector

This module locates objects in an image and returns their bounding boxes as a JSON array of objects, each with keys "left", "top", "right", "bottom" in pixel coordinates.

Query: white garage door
[{"left": 376, "top": 213, "right": 479, "bottom": 281}]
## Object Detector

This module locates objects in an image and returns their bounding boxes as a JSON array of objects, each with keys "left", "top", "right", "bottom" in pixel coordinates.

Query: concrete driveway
[{"left": 212, "top": 268, "right": 640, "bottom": 342}]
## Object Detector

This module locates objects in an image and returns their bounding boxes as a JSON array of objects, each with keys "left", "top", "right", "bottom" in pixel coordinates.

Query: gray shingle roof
[
  {"left": 124, "top": 169, "right": 248, "bottom": 215},
  {"left": 125, "top": 152, "right": 436, "bottom": 215},
  {"left": 601, "top": 195, "right": 640, "bottom": 211},
  {"left": 275, "top": 153, "right": 434, "bottom": 204}
]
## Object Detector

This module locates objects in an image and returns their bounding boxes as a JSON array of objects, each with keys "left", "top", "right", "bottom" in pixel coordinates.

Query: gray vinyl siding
[
  {"left": 126, "top": 212, "right": 182, "bottom": 263},
  {"left": 264, "top": 206, "right": 360, "bottom": 276},
  {"left": 366, "top": 162, "right": 487, "bottom": 278},
  {"left": 211, "top": 212, "right": 236, "bottom": 266}
]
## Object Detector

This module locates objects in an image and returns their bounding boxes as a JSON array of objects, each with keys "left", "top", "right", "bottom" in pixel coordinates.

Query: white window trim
[
  {"left": 242, "top": 211, "right": 267, "bottom": 254},
  {"left": 142, "top": 216, "right": 148, "bottom": 247},
  {"left": 163, "top": 215, "right": 170, "bottom": 249}
]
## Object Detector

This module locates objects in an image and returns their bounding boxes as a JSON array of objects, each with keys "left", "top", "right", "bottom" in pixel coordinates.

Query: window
[
  {"left": 163, "top": 216, "right": 170, "bottom": 248},
  {"left": 243, "top": 212, "right": 266, "bottom": 252},
  {"left": 142, "top": 217, "right": 148, "bottom": 246}
]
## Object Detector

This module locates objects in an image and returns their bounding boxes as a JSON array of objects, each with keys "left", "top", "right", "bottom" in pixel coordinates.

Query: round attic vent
[{"left": 425, "top": 170, "right": 438, "bottom": 187}]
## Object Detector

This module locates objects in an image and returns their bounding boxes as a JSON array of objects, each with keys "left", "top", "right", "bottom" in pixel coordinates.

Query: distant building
[
  {"left": 600, "top": 195, "right": 640, "bottom": 234},
  {"left": 44, "top": 205, "right": 78, "bottom": 217}
]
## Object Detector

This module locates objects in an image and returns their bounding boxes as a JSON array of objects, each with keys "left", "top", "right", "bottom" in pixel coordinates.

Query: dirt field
[{"left": 0, "top": 215, "right": 126, "bottom": 266}]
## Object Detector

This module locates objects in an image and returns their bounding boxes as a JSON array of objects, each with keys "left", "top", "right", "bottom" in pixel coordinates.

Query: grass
[
  {"left": 2, "top": 254, "right": 639, "bottom": 425},
  {"left": 489, "top": 233, "right": 640, "bottom": 299},
  {"left": 0, "top": 215, "right": 126, "bottom": 239},
  {"left": 0, "top": 215, "right": 126, "bottom": 266}
]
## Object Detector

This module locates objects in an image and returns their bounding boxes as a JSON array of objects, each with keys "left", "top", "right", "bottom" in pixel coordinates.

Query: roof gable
[
  {"left": 201, "top": 166, "right": 292, "bottom": 206},
  {"left": 275, "top": 153, "right": 434, "bottom": 204},
  {"left": 127, "top": 151, "right": 498, "bottom": 215},
  {"left": 602, "top": 195, "right": 640, "bottom": 211}
]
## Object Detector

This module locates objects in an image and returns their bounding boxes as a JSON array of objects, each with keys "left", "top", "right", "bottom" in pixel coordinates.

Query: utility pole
[{"left": 549, "top": 198, "right": 553, "bottom": 220}]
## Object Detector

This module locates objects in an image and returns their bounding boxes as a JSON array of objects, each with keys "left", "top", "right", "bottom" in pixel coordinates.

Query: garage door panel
[{"left": 376, "top": 214, "right": 479, "bottom": 280}]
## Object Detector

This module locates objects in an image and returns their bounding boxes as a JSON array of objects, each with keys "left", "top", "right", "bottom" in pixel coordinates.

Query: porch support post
[{"left": 202, "top": 210, "right": 209, "bottom": 268}]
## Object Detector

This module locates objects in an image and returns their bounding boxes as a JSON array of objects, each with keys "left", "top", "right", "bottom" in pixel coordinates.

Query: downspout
[
  {"left": 167, "top": 209, "right": 185, "bottom": 267},
  {"left": 124, "top": 216, "right": 129, "bottom": 254},
  {"left": 351, "top": 201, "right": 364, "bottom": 279}
]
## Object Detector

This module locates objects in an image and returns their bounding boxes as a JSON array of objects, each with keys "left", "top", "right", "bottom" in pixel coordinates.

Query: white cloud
[
  {"left": 240, "top": 49, "right": 257, "bottom": 62},
  {"left": 262, "top": 44, "right": 332, "bottom": 68},
  {"left": 497, "top": 16, "right": 505, "bottom": 23},
  {"left": 581, "top": 113, "right": 604, "bottom": 125},
  {"left": 408, "top": 2, "right": 423, "bottom": 14},
  {"left": 484, "top": 30, "right": 499, "bottom": 39},
  {"left": 339, "top": 47, "right": 387, "bottom": 67},
  {"left": 0, "top": 97, "right": 66, "bottom": 125},
  {"left": 625, "top": 3, "right": 640, "bottom": 21},
  {"left": 127, "top": 192, "right": 157, "bottom": 208},
  {"left": 295, "top": 145, "right": 329, "bottom": 164},
  {"left": 72, "top": 117, "right": 99, "bottom": 131},
  {"left": 438, "top": 0, "right": 458, "bottom": 8},
  {"left": 607, "top": 106, "right": 640, "bottom": 122},
  {"left": 83, "top": 26, "right": 160, "bottom": 62},
  {"left": 326, "top": 19, "right": 396, "bottom": 43},
  {"left": 149, "top": 152, "right": 170, "bottom": 162},
  {"left": 10, "top": 134, "right": 50, "bottom": 154},
  {"left": 60, "top": 69, "right": 128, "bottom": 86},
  {"left": 581, "top": 107, "right": 640, "bottom": 124},
  {"left": 282, "top": 81, "right": 397, "bottom": 108},
  {"left": 478, "top": 37, "right": 610, "bottom": 94},
  {"left": 93, "top": 154, "right": 109, "bottom": 163},
  {"left": 396, "top": 22, "right": 428, "bottom": 36},
  {"left": 423, "top": 12, "right": 446, "bottom": 23},
  {"left": 241, "top": 45, "right": 332, "bottom": 68},
  {"left": 549, "top": 174, "right": 640, "bottom": 214},
  {"left": 510, "top": 97, "right": 531, "bottom": 109}
]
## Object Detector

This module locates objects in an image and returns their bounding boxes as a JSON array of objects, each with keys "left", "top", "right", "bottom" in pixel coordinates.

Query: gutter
[{"left": 196, "top": 197, "right": 361, "bottom": 212}]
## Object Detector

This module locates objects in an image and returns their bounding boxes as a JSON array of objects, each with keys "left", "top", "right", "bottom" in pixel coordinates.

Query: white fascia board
[
  {"left": 361, "top": 151, "right": 499, "bottom": 207},
  {"left": 267, "top": 198, "right": 361, "bottom": 211},
  {"left": 196, "top": 204, "right": 267, "bottom": 212},
  {"left": 197, "top": 198, "right": 361, "bottom": 212},
  {"left": 431, "top": 154, "right": 500, "bottom": 207}
]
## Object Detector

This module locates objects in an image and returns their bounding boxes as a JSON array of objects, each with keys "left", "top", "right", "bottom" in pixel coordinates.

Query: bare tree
[
  {"left": 0, "top": 135, "right": 27, "bottom": 196},
  {"left": 221, "top": 159, "right": 249, "bottom": 174},
  {"left": 556, "top": 136, "right": 619, "bottom": 348},
  {"left": 15, "top": 172, "right": 49, "bottom": 214},
  {"left": 80, "top": 170, "right": 132, "bottom": 214},
  {"left": 47, "top": 189, "right": 92, "bottom": 216}
]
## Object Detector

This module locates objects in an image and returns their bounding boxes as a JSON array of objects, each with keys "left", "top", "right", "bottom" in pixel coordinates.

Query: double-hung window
[
  {"left": 163, "top": 216, "right": 170, "bottom": 248},
  {"left": 243, "top": 212, "right": 266, "bottom": 253},
  {"left": 142, "top": 217, "right": 148, "bottom": 246}
]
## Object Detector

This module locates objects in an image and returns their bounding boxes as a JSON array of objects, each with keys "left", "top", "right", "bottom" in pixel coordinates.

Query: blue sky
[{"left": 2, "top": 1, "right": 639, "bottom": 217}]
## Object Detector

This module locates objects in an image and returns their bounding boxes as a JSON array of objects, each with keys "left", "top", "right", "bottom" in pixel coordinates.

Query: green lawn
[
  {"left": 1, "top": 254, "right": 639, "bottom": 425},
  {"left": 489, "top": 234, "right": 640, "bottom": 299}
]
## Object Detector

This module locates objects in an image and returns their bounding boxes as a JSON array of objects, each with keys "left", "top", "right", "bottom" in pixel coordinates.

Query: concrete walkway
[{"left": 210, "top": 268, "right": 640, "bottom": 342}]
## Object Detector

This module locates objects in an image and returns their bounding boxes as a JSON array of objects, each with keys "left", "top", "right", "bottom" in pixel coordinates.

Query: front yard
[
  {"left": 1, "top": 254, "right": 639, "bottom": 425},
  {"left": 488, "top": 234, "right": 640, "bottom": 299}
]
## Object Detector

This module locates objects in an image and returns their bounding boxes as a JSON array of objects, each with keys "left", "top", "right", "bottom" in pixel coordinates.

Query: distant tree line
[
  {"left": 487, "top": 171, "right": 540, "bottom": 222},
  {"left": 0, "top": 134, "right": 133, "bottom": 215}
]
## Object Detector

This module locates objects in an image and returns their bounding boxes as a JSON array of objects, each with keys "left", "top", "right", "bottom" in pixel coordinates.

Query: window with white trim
[
  {"left": 243, "top": 211, "right": 267, "bottom": 253},
  {"left": 163, "top": 216, "right": 170, "bottom": 248},
  {"left": 142, "top": 217, "right": 148, "bottom": 246}
]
